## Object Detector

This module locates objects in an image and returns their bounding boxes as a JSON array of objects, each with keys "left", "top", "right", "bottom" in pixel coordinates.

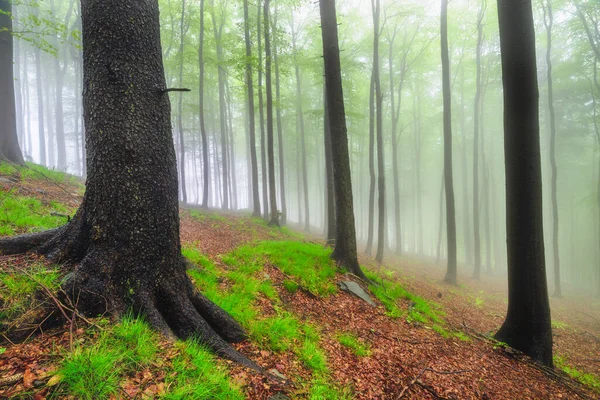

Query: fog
[{"left": 8, "top": 0, "right": 600, "bottom": 295}]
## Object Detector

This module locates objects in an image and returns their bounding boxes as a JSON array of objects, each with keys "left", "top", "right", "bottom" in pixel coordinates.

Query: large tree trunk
[
  {"left": 543, "top": 0, "right": 561, "bottom": 297},
  {"left": 0, "top": 0, "right": 259, "bottom": 371},
  {"left": 441, "top": 0, "right": 457, "bottom": 284},
  {"left": 244, "top": 0, "right": 261, "bottom": 217},
  {"left": 319, "top": 0, "right": 367, "bottom": 280},
  {"left": 0, "top": 0, "right": 25, "bottom": 165},
  {"left": 264, "top": 0, "right": 279, "bottom": 227},
  {"left": 199, "top": 0, "right": 210, "bottom": 208},
  {"left": 494, "top": 0, "right": 553, "bottom": 368},
  {"left": 472, "top": 3, "right": 484, "bottom": 280}
]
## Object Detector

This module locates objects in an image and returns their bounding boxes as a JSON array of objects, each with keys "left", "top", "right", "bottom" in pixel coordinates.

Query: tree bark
[
  {"left": 199, "top": 0, "right": 209, "bottom": 208},
  {"left": 264, "top": 0, "right": 279, "bottom": 227},
  {"left": 257, "top": 1, "right": 269, "bottom": 221},
  {"left": 273, "top": 8, "right": 286, "bottom": 225},
  {"left": 34, "top": 45, "right": 46, "bottom": 166},
  {"left": 324, "top": 79, "right": 336, "bottom": 245},
  {"left": 244, "top": 0, "right": 261, "bottom": 217},
  {"left": 441, "top": 0, "right": 457, "bottom": 284},
  {"left": 177, "top": 0, "right": 188, "bottom": 204},
  {"left": 0, "top": 0, "right": 260, "bottom": 371},
  {"left": 365, "top": 71, "right": 376, "bottom": 256},
  {"left": 319, "top": 0, "right": 368, "bottom": 280},
  {"left": 494, "top": 0, "right": 553, "bottom": 367},
  {"left": 0, "top": 0, "right": 25, "bottom": 165}
]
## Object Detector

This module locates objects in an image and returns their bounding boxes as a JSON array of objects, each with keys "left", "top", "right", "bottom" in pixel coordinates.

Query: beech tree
[
  {"left": 0, "top": 0, "right": 25, "bottom": 165},
  {"left": 494, "top": 0, "right": 553, "bottom": 367},
  {"left": 0, "top": 0, "right": 258, "bottom": 369}
]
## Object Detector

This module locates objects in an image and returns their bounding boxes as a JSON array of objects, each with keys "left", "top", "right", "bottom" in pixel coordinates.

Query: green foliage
[
  {"left": 308, "top": 376, "right": 353, "bottom": 400},
  {"left": 0, "top": 162, "right": 80, "bottom": 185},
  {"left": 164, "top": 340, "right": 244, "bottom": 399},
  {"left": 283, "top": 279, "right": 299, "bottom": 293},
  {"left": 554, "top": 354, "right": 600, "bottom": 392},
  {"left": 551, "top": 320, "right": 568, "bottom": 330},
  {"left": 299, "top": 341, "right": 328, "bottom": 373},
  {"left": 337, "top": 332, "right": 371, "bottom": 357}
]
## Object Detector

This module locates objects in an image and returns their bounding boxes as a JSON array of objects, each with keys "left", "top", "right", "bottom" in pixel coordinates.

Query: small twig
[
  {"left": 399, "top": 366, "right": 429, "bottom": 398},
  {"left": 161, "top": 88, "right": 191, "bottom": 93}
]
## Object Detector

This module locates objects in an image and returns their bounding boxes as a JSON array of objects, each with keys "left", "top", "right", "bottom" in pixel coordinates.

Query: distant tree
[
  {"left": 542, "top": 0, "right": 561, "bottom": 297},
  {"left": 0, "top": 0, "right": 25, "bottom": 165},
  {"left": 323, "top": 80, "right": 336, "bottom": 245},
  {"left": 494, "top": 0, "right": 553, "bottom": 367},
  {"left": 0, "top": 0, "right": 258, "bottom": 369},
  {"left": 176, "top": 0, "right": 188, "bottom": 204},
  {"left": 264, "top": 0, "right": 279, "bottom": 227},
  {"left": 319, "top": 0, "right": 368, "bottom": 280},
  {"left": 199, "top": 0, "right": 210, "bottom": 208},
  {"left": 441, "top": 0, "right": 458, "bottom": 284},
  {"left": 257, "top": 0, "right": 269, "bottom": 221},
  {"left": 243, "top": 0, "right": 261, "bottom": 217},
  {"left": 273, "top": 8, "right": 286, "bottom": 225}
]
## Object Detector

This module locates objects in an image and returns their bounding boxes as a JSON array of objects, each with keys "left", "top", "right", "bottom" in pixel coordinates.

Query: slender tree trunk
[
  {"left": 226, "top": 80, "right": 237, "bottom": 210},
  {"left": 13, "top": 6, "right": 24, "bottom": 152},
  {"left": 436, "top": 170, "right": 445, "bottom": 264},
  {"left": 177, "top": 0, "right": 188, "bottom": 204},
  {"left": 414, "top": 92, "right": 423, "bottom": 254},
  {"left": 264, "top": 0, "right": 279, "bottom": 226},
  {"left": 199, "top": 0, "right": 209, "bottom": 208},
  {"left": 45, "top": 67, "right": 55, "bottom": 168},
  {"left": 0, "top": 0, "right": 25, "bottom": 164},
  {"left": 441, "top": 0, "right": 457, "bottom": 284},
  {"left": 291, "top": 19, "right": 310, "bottom": 232},
  {"left": 324, "top": 79, "right": 336, "bottom": 245},
  {"left": 472, "top": 3, "right": 484, "bottom": 280},
  {"left": 319, "top": 0, "right": 367, "bottom": 280},
  {"left": 494, "top": 0, "right": 553, "bottom": 367},
  {"left": 543, "top": 0, "right": 561, "bottom": 297},
  {"left": 257, "top": 2, "right": 269, "bottom": 221},
  {"left": 460, "top": 67, "right": 472, "bottom": 265},
  {"left": 35, "top": 46, "right": 46, "bottom": 166},
  {"left": 273, "top": 9, "right": 286, "bottom": 225},
  {"left": 365, "top": 71, "right": 376, "bottom": 255},
  {"left": 244, "top": 0, "right": 261, "bottom": 217}
]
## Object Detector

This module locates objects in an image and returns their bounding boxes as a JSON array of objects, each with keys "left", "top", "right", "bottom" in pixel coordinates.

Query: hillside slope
[{"left": 0, "top": 164, "right": 598, "bottom": 399}]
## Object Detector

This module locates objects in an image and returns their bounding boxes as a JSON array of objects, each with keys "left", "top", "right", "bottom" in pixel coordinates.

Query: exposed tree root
[{"left": 0, "top": 224, "right": 268, "bottom": 375}]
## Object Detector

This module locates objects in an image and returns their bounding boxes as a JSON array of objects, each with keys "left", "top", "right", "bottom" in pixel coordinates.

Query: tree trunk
[
  {"left": 543, "top": 0, "right": 561, "bottom": 297},
  {"left": 177, "top": 0, "right": 188, "bottom": 204},
  {"left": 319, "top": 0, "right": 367, "bottom": 280},
  {"left": 212, "top": 4, "right": 229, "bottom": 210},
  {"left": 372, "top": 0, "right": 385, "bottom": 264},
  {"left": 436, "top": 170, "right": 445, "bottom": 264},
  {"left": 0, "top": 0, "right": 260, "bottom": 371},
  {"left": 257, "top": 1, "right": 269, "bottom": 221},
  {"left": 365, "top": 71, "right": 376, "bottom": 255},
  {"left": 459, "top": 67, "right": 472, "bottom": 265},
  {"left": 264, "top": 0, "right": 279, "bottom": 227},
  {"left": 494, "top": 0, "right": 553, "bottom": 368},
  {"left": 35, "top": 46, "right": 47, "bottom": 166},
  {"left": 324, "top": 79, "right": 336, "bottom": 245},
  {"left": 0, "top": 0, "right": 25, "bottom": 165},
  {"left": 273, "top": 9, "right": 286, "bottom": 225},
  {"left": 414, "top": 91, "right": 423, "bottom": 254},
  {"left": 199, "top": 0, "right": 210, "bottom": 208},
  {"left": 472, "top": 3, "right": 484, "bottom": 280},
  {"left": 244, "top": 0, "right": 261, "bottom": 217},
  {"left": 441, "top": 0, "right": 457, "bottom": 284},
  {"left": 291, "top": 18, "right": 310, "bottom": 232}
]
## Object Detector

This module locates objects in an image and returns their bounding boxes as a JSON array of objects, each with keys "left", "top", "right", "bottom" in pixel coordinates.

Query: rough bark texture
[
  {"left": 244, "top": 0, "right": 261, "bottom": 217},
  {"left": 324, "top": 80, "right": 336, "bottom": 246},
  {"left": 0, "top": 0, "right": 259, "bottom": 371},
  {"left": 441, "top": 0, "right": 457, "bottom": 284},
  {"left": 0, "top": 0, "right": 25, "bottom": 165},
  {"left": 319, "top": 0, "right": 368, "bottom": 281},
  {"left": 494, "top": 0, "right": 553, "bottom": 368}
]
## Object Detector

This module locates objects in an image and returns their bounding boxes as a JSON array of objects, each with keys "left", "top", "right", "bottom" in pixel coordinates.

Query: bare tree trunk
[
  {"left": 459, "top": 67, "right": 472, "bottom": 265},
  {"left": 244, "top": 0, "right": 261, "bottom": 217},
  {"left": 226, "top": 80, "right": 237, "bottom": 210},
  {"left": 441, "top": 0, "right": 457, "bottom": 284},
  {"left": 257, "top": 1, "right": 269, "bottom": 221},
  {"left": 273, "top": 8, "right": 286, "bottom": 225},
  {"left": 177, "top": 0, "right": 188, "bottom": 204},
  {"left": 35, "top": 46, "right": 46, "bottom": 165},
  {"left": 199, "top": 0, "right": 209, "bottom": 208},
  {"left": 365, "top": 71, "right": 375, "bottom": 255},
  {"left": 324, "top": 79, "right": 336, "bottom": 245}
]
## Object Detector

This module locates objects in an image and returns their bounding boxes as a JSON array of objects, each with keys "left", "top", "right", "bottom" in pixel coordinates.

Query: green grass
[
  {"left": 554, "top": 354, "right": 600, "bottom": 392},
  {"left": 337, "top": 332, "right": 371, "bottom": 357},
  {"left": 307, "top": 376, "right": 353, "bottom": 400},
  {"left": 552, "top": 320, "right": 568, "bottom": 330},
  {"left": 0, "top": 264, "right": 61, "bottom": 329},
  {"left": 0, "top": 161, "right": 81, "bottom": 185},
  {"left": 0, "top": 190, "right": 73, "bottom": 235}
]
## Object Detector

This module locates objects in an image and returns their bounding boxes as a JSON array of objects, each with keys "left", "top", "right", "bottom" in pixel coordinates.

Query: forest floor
[{"left": 1, "top": 164, "right": 599, "bottom": 399}]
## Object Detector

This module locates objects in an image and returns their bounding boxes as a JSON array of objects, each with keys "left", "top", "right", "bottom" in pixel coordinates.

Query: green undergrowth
[
  {"left": 183, "top": 243, "right": 351, "bottom": 397},
  {"left": 52, "top": 316, "right": 243, "bottom": 400},
  {"left": 554, "top": 354, "right": 600, "bottom": 392},
  {"left": 0, "top": 263, "right": 61, "bottom": 332},
  {"left": 0, "top": 190, "right": 73, "bottom": 235},
  {"left": 337, "top": 332, "right": 371, "bottom": 357},
  {"left": 0, "top": 162, "right": 80, "bottom": 186}
]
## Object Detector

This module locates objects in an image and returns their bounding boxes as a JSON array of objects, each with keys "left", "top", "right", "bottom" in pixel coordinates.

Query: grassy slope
[{"left": 1, "top": 163, "right": 598, "bottom": 399}]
